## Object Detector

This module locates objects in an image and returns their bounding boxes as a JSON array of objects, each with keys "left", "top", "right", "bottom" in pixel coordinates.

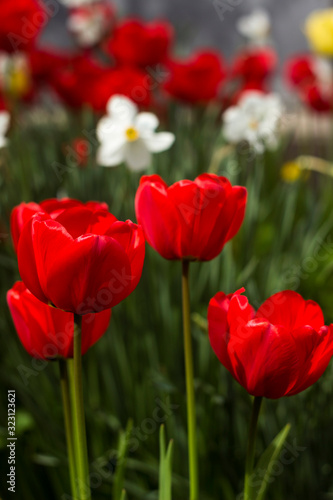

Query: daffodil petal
[
  {"left": 97, "top": 142, "right": 126, "bottom": 167},
  {"left": 143, "top": 132, "right": 175, "bottom": 153},
  {"left": 135, "top": 112, "right": 159, "bottom": 134},
  {"left": 124, "top": 141, "right": 151, "bottom": 171},
  {"left": 106, "top": 95, "right": 138, "bottom": 123}
]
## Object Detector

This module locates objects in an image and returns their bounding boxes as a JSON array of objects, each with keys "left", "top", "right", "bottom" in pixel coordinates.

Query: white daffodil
[
  {"left": 59, "top": 0, "right": 98, "bottom": 7},
  {"left": 222, "top": 91, "right": 283, "bottom": 153},
  {"left": 0, "top": 111, "right": 10, "bottom": 148},
  {"left": 97, "top": 95, "right": 175, "bottom": 171},
  {"left": 236, "top": 9, "right": 271, "bottom": 43},
  {"left": 313, "top": 56, "right": 333, "bottom": 89},
  {"left": 67, "top": 3, "right": 112, "bottom": 47}
]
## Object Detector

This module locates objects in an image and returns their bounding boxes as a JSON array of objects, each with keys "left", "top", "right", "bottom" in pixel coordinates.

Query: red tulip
[
  {"left": 208, "top": 289, "right": 333, "bottom": 399},
  {"left": 285, "top": 54, "right": 316, "bottom": 88},
  {"left": 164, "top": 50, "right": 226, "bottom": 104},
  {"left": 50, "top": 56, "right": 152, "bottom": 110},
  {"left": 285, "top": 54, "right": 333, "bottom": 113},
  {"left": 231, "top": 47, "right": 277, "bottom": 85},
  {"left": 0, "top": 0, "right": 46, "bottom": 53},
  {"left": 28, "top": 49, "right": 73, "bottom": 86},
  {"left": 7, "top": 281, "right": 111, "bottom": 359},
  {"left": 16, "top": 203, "right": 145, "bottom": 314},
  {"left": 106, "top": 18, "right": 173, "bottom": 68},
  {"left": 11, "top": 198, "right": 108, "bottom": 253},
  {"left": 135, "top": 174, "right": 247, "bottom": 261},
  {"left": 303, "top": 84, "right": 332, "bottom": 112},
  {"left": 69, "top": 138, "right": 90, "bottom": 168}
]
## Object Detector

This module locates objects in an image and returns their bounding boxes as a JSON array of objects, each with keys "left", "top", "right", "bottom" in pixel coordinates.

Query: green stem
[
  {"left": 181, "top": 260, "right": 199, "bottom": 500},
  {"left": 59, "top": 359, "right": 77, "bottom": 499},
  {"left": 72, "top": 315, "right": 91, "bottom": 500},
  {"left": 244, "top": 396, "right": 263, "bottom": 500}
]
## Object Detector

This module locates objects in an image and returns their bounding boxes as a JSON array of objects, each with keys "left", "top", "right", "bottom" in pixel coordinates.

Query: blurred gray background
[{"left": 40, "top": 0, "right": 331, "bottom": 62}]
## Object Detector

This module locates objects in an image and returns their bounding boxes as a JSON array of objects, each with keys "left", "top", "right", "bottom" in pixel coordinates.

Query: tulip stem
[
  {"left": 59, "top": 359, "right": 77, "bottom": 499},
  {"left": 244, "top": 396, "right": 263, "bottom": 500},
  {"left": 181, "top": 259, "right": 199, "bottom": 500},
  {"left": 72, "top": 315, "right": 91, "bottom": 500}
]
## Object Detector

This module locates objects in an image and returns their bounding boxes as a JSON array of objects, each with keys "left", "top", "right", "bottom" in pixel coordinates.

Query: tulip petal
[
  {"left": 10, "top": 202, "right": 43, "bottom": 253},
  {"left": 135, "top": 176, "right": 182, "bottom": 259},
  {"left": 40, "top": 198, "right": 84, "bottom": 217},
  {"left": 256, "top": 290, "right": 324, "bottom": 331},
  {"left": 45, "top": 234, "right": 132, "bottom": 313},
  {"left": 18, "top": 215, "right": 73, "bottom": 305},
  {"left": 105, "top": 221, "right": 145, "bottom": 294},
  {"left": 55, "top": 207, "right": 117, "bottom": 238},
  {"left": 7, "top": 281, "right": 111, "bottom": 359},
  {"left": 288, "top": 325, "right": 333, "bottom": 395},
  {"left": 229, "top": 320, "right": 299, "bottom": 398},
  {"left": 208, "top": 292, "right": 233, "bottom": 372}
]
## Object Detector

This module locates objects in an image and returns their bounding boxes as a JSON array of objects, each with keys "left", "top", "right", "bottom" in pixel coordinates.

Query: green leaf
[
  {"left": 159, "top": 425, "right": 174, "bottom": 500},
  {"left": 119, "top": 489, "right": 127, "bottom": 500},
  {"left": 251, "top": 423, "right": 291, "bottom": 500},
  {"left": 113, "top": 419, "right": 133, "bottom": 500}
]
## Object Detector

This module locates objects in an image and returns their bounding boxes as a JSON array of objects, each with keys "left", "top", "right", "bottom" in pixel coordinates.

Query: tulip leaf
[
  {"left": 113, "top": 419, "right": 133, "bottom": 500},
  {"left": 252, "top": 423, "right": 291, "bottom": 500},
  {"left": 159, "top": 425, "right": 174, "bottom": 500},
  {"left": 120, "top": 490, "right": 127, "bottom": 500}
]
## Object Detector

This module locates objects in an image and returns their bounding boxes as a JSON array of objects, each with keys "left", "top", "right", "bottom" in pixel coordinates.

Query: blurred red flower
[
  {"left": 285, "top": 54, "right": 333, "bottom": 112},
  {"left": 28, "top": 49, "right": 73, "bottom": 86},
  {"left": 11, "top": 198, "right": 108, "bottom": 253},
  {"left": 285, "top": 54, "right": 316, "bottom": 87},
  {"left": 70, "top": 138, "right": 90, "bottom": 168},
  {"left": 0, "top": 0, "right": 48, "bottom": 53},
  {"left": 106, "top": 18, "right": 173, "bottom": 68},
  {"left": 164, "top": 50, "right": 226, "bottom": 104},
  {"left": 7, "top": 281, "right": 111, "bottom": 359},
  {"left": 16, "top": 203, "right": 145, "bottom": 314},
  {"left": 208, "top": 289, "right": 333, "bottom": 399},
  {"left": 231, "top": 47, "right": 277, "bottom": 87},
  {"left": 135, "top": 174, "right": 246, "bottom": 261},
  {"left": 50, "top": 56, "right": 152, "bottom": 110}
]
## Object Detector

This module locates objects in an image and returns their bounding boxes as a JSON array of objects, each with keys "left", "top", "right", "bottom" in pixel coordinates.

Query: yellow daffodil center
[
  {"left": 249, "top": 120, "right": 259, "bottom": 130},
  {"left": 125, "top": 127, "right": 139, "bottom": 142},
  {"left": 280, "top": 162, "right": 302, "bottom": 183}
]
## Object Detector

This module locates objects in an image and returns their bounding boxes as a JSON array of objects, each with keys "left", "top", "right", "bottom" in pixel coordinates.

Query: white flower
[
  {"left": 60, "top": 0, "right": 99, "bottom": 7},
  {"left": 236, "top": 9, "right": 271, "bottom": 43},
  {"left": 313, "top": 56, "right": 333, "bottom": 89},
  {"left": 97, "top": 95, "right": 175, "bottom": 171},
  {"left": 222, "top": 91, "right": 283, "bottom": 153},
  {"left": 0, "top": 111, "right": 10, "bottom": 148},
  {"left": 67, "top": 3, "right": 112, "bottom": 47}
]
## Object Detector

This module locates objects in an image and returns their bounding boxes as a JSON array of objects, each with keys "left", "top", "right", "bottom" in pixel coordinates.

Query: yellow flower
[
  {"left": 0, "top": 53, "right": 31, "bottom": 98},
  {"left": 280, "top": 162, "right": 302, "bottom": 183},
  {"left": 7, "top": 67, "right": 30, "bottom": 98},
  {"left": 305, "top": 9, "right": 333, "bottom": 56}
]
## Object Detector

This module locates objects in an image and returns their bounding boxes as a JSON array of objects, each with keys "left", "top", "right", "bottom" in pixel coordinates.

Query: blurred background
[{"left": 42, "top": 0, "right": 331, "bottom": 59}]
